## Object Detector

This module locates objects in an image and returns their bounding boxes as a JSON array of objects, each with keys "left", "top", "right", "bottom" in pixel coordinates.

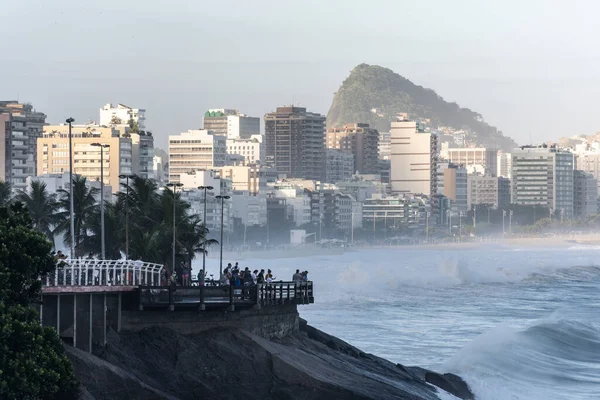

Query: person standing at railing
[
  {"left": 257, "top": 269, "right": 265, "bottom": 284},
  {"left": 292, "top": 269, "right": 302, "bottom": 283}
]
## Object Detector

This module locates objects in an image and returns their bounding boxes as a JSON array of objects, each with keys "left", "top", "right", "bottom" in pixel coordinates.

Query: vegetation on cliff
[
  {"left": 0, "top": 204, "right": 79, "bottom": 399},
  {"left": 327, "top": 63, "right": 517, "bottom": 150}
]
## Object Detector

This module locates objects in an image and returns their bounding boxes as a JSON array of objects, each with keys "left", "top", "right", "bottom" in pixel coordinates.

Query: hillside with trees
[{"left": 327, "top": 64, "right": 517, "bottom": 151}]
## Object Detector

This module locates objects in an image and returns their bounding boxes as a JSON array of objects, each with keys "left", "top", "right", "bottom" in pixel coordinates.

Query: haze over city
[{"left": 3, "top": 0, "right": 600, "bottom": 148}]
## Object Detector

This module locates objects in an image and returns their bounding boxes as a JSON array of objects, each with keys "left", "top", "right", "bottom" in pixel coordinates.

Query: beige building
[
  {"left": 447, "top": 147, "right": 498, "bottom": 176},
  {"left": 38, "top": 125, "right": 133, "bottom": 193},
  {"left": 390, "top": 118, "right": 438, "bottom": 196},
  {"left": 218, "top": 165, "right": 277, "bottom": 195},
  {"left": 226, "top": 135, "right": 263, "bottom": 165},
  {"left": 168, "top": 129, "right": 226, "bottom": 183},
  {"left": 326, "top": 123, "right": 379, "bottom": 174}
]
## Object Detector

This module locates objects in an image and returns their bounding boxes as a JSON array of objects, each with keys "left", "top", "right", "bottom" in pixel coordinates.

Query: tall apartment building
[
  {"left": 308, "top": 189, "right": 354, "bottom": 238},
  {"left": 325, "top": 149, "right": 354, "bottom": 183},
  {"left": 573, "top": 170, "right": 598, "bottom": 218},
  {"left": 203, "top": 109, "right": 260, "bottom": 139},
  {"left": 168, "top": 130, "right": 226, "bottom": 183},
  {"left": 438, "top": 163, "right": 468, "bottom": 213},
  {"left": 511, "top": 146, "right": 574, "bottom": 217},
  {"left": 467, "top": 174, "right": 511, "bottom": 209},
  {"left": 130, "top": 132, "right": 154, "bottom": 179},
  {"left": 576, "top": 153, "right": 600, "bottom": 193},
  {"left": 100, "top": 103, "right": 146, "bottom": 130},
  {"left": 264, "top": 106, "right": 326, "bottom": 181},
  {"left": 226, "top": 135, "right": 263, "bottom": 165},
  {"left": 447, "top": 147, "right": 498, "bottom": 176},
  {"left": 326, "top": 123, "right": 379, "bottom": 174},
  {"left": 0, "top": 101, "right": 47, "bottom": 189},
  {"left": 390, "top": 118, "right": 438, "bottom": 196},
  {"left": 38, "top": 125, "right": 133, "bottom": 192}
]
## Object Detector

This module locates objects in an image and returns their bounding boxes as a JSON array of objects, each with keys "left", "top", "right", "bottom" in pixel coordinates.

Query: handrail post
[
  {"left": 199, "top": 285, "right": 205, "bottom": 311},
  {"left": 287, "top": 283, "right": 291, "bottom": 303},
  {"left": 279, "top": 284, "right": 283, "bottom": 305}
]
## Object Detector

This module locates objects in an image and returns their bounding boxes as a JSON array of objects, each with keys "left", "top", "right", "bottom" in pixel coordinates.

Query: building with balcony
[
  {"left": 168, "top": 130, "right": 226, "bottom": 183},
  {"left": 511, "top": 145, "right": 574, "bottom": 217},
  {"left": 203, "top": 109, "right": 260, "bottom": 139},
  {"left": 264, "top": 106, "right": 326, "bottom": 181},
  {"left": 467, "top": 174, "right": 510, "bottom": 209},
  {"left": 390, "top": 118, "right": 437, "bottom": 196},
  {"left": 217, "top": 165, "right": 278, "bottom": 195},
  {"left": 0, "top": 101, "right": 47, "bottom": 189},
  {"left": 38, "top": 125, "right": 133, "bottom": 193},
  {"left": 326, "top": 123, "right": 379, "bottom": 174}
]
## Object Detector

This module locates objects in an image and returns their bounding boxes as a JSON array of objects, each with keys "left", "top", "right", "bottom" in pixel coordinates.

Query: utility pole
[
  {"left": 426, "top": 211, "right": 430, "bottom": 243},
  {"left": 91, "top": 143, "right": 110, "bottom": 259},
  {"left": 216, "top": 195, "right": 230, "bottom": 276},
  {"left": 502, "top": 209, "right": 506, "bottom": 236},
  {"left": 459, "top": 212, "right": 463, "bottom": 239},
  {"left": 509, "top": 209, "right": 513, "bottom": 235}
]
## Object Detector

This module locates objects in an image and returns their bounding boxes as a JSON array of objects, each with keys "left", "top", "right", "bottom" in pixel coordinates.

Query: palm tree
[
  {"left": 0, "top": 179, "right": 12, "bottom": 207},
  {"left": 80, "top": 202, "right": 124, "bottom": 259},
  {"left": 55, "top": 176, "right": 99, "bottom": 257},
  {"left": 16, "top": 180, "right": 60, "bottom": 243}
]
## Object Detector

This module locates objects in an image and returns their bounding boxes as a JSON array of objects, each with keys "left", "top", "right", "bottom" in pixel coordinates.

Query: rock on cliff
[{"left": 66, "top": 318, "right": 472, "bottom": 400}]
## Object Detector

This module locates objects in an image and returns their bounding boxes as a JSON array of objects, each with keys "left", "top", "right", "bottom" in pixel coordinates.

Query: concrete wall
[{"left": 121, "top": 304, "right": 299, "bottom": 339}]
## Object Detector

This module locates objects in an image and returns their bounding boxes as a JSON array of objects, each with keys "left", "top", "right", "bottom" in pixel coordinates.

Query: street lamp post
[
  {"left": 216, "top": 195, "right": 230, "bottom": 276},
  {"left": 351, "top": 212, "right": 354, "bottom": 245},
  {"left": 509, "top": 209, "right": 513, "bottom": 235},
  {"left": 459, "top": 212, "right": 463, "bottom": 239},
  {"left": 198, "top": 185, "right": 214, "bottom": 281},
  {"left": 166, "top": 182, "right": 183, "bottom": 275},
  {"left": 66, "top": 117, "right": 75, "bottom": 259},
  {"left": 119, "top": 174, "right": 135, "bottom": 260},
  {"left": 448, "top": 211, "right": 453, "bottom": 235},
  {"left": 91, "top": 143, "right": 110, "bottom": 259},
  {"left": 502, "top": 209, "right": 507, "bottom": 236}
]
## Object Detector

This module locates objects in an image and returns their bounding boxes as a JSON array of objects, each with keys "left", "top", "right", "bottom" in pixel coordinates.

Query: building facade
[
  {"left": 467, "top": 174, "right": 512, "bottom": 209},
  {"left": 0, "top": 101, "right": 47, "bottom": 189},
  {"left": 511, "top": 146, "right": 574, "bottom": 217},
  {"left": 573, "top": 170, "right": 598, "bottom": 218},
  {"left": 38, "top": 125, "right": 132, "bottom": 192},
  {"left": 390, "top": 118, "right": 437, "bottom": 196},
  {"left": 100, "top": 103, "right": 146, "bottom": 130},
  {"left": 168, "top": 130, "right": 226, "bottom": 183},
  {"left": 378, "top": 131, "right": 391, "bottom": 160},
  {"left": 264, "top": 106, "right": 326, "bottom": 181},
  {"left": 203, "top": 109, "right": 260, "bottom": 139},
  {"left": 130, "top": 132, "right": 154, "bottom": 179},
  {"left": 326, "top": 123, "right": 379, "bottom": 174},
  {"left": 447, "top": 147, "right": 498, "bottom": 176},
  {"left": 325, "top": 149, "right": 354, "bottom": 183},
  {"left": 226, "top": 135, "right": 263, "bottom": 165},
  {"left": 218, "top": 165, "right": 278, "bottom": 195}
]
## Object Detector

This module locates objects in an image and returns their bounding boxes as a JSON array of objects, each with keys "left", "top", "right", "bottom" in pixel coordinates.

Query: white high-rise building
[
  {"left": 390, "top": 118, "right": 437, "bottom": 196},
  {"left": 497, "top": 150, "right": 512, "bottom": 179},
  {"left": 226, "top": 135, "right": 263, "bottom": 165},
  {"left": 168, "top": 130, "right": 226, "bottom": 183},
  {"left": 100, "top": 103, "right": 146, "bottom": 130},
  {"left": 203, "top": 109, "right": 260, "bottom": 139},
  {"left": 511, "top": 146, "right": 574, "bottom": 217}
]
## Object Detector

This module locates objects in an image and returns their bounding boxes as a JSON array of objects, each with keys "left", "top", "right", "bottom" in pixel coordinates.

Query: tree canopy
[{"left": 0, "top": 203, "right": 79, "bottom": 399}]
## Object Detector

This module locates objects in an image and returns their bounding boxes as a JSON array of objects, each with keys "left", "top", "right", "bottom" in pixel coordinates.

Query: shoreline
[{"left": 205, "top": 233, "right": 600, "bottom": 261}]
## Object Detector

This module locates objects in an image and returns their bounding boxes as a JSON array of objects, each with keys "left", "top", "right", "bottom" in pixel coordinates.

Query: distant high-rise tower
[
  {"left": 511, "top": 146, "right": 574, "bottom": 217},
  {"left": 264, "top": 106, "right": 326, "bottom": 181},
  {"left": 390, "top": 117, "right": 437, "bottom": 196},
  {"left": 326, "top": 123, "right": 379, "bottom": 174},
  {"left": 0, "top": 101, "right": 47, "bottom": 189}
]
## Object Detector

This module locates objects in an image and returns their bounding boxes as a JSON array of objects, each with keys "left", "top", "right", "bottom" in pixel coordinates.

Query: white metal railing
[{"left": 44, "top": 259, "right": 164, "bottom": 287}]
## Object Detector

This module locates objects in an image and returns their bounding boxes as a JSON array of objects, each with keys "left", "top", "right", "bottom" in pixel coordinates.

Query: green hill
[{"left": 327, "top": 64, "right": 517, "bottom": 151}]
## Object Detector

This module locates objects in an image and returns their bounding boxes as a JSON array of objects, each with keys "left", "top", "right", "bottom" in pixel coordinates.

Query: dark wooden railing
[{"left": 137, "top": 281, "right": 314, "bottom": 310}]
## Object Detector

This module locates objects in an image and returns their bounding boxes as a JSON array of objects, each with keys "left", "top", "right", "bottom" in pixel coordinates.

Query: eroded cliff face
[{"left": 66, "top": 316, "right": 472, "bottom": 400}]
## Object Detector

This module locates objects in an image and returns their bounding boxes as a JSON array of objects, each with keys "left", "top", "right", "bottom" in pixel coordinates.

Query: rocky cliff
[{"left": 66, "top": 317, "right": 473, "bottom": 400}]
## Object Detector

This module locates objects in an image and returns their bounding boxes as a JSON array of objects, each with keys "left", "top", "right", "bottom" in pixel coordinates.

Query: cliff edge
[{"left": 66, "top": 317, "right": 472, "bottom": 400}]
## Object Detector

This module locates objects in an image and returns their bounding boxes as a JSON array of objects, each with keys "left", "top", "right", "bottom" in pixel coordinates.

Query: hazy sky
[{"left": 2, "top": 0, "right": 600, "bottom": 149}]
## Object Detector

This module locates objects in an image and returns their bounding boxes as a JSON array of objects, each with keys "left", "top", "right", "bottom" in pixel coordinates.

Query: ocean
[{"left": 196, "top": 244, "right": 600, "bottom": 400}]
